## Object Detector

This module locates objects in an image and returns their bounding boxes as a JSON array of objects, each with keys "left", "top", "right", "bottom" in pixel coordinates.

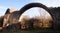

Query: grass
[
  {"left": 0, "top": 23, "right": 60, "bottom": 33},
  {"left": 0, "top": 28, "right": 60, "bottom": 33}
]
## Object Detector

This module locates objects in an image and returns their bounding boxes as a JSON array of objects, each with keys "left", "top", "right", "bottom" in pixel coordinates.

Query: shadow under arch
[{"left": 19, "top": 3, "right": 54, "bottom": 28}]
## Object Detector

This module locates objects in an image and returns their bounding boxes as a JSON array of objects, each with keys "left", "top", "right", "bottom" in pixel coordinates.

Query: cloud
[
  {"left": 0, "top": 6, "right": 8, "bottom": 9},
  {"left": 0, "top": 6, "right": 8, "bottom": 16},
  {"left": 31, "top": 0, "right": 60, "bottom": 7}
]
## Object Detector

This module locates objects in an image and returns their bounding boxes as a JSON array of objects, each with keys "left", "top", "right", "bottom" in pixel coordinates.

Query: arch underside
[{"left": 19, "top": 3, "right": 54, "bottom": 20}]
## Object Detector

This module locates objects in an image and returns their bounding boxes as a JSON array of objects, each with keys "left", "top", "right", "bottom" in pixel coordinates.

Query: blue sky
[{"left": 0, "top": 0, "right": 60, "bottom": 17}]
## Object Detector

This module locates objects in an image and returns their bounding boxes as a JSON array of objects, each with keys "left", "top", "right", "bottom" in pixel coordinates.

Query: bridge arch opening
[
  {"left": 18, "top": 3, "right": 54, "bottom": 29},
  {"left": 19, "top": 3, "right": 54, "bottom": 21}
]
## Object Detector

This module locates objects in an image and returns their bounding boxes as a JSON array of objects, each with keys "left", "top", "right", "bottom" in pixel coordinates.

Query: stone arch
[
  {"left": 19, "top": 3, "right": 54, "bottom": 29},
  {"left": 19, "top": 3, "right": 54, "bottom": 20}
]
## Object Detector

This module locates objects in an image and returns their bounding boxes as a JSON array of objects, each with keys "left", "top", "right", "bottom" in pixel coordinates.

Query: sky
[{"left": 0, "top": 0, "right": 60, "bottom": 17}]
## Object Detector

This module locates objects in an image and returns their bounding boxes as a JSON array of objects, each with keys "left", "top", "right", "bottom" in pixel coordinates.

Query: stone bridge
[{"left": 0, "top": 3, "right": 60, "bottom": 30}]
